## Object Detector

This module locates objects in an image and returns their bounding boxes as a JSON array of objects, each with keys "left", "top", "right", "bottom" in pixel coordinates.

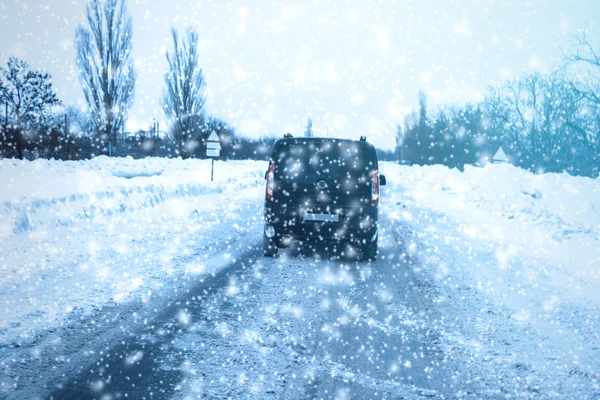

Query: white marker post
[{"left": 206, "top": 131, "right": 221, "bottom": 182}]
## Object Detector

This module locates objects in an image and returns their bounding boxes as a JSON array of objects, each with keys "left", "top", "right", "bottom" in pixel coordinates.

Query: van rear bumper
[{"left": 263, "top": 201, "right": 379, "bottom": 242}]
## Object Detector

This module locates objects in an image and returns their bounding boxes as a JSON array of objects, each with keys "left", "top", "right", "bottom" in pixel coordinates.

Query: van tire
[
  {"left": 362, "top": 240, "right": 377, "bottom": 261},
  {"left": 263, "top": 235, "right": 278, "bottom": 257}
]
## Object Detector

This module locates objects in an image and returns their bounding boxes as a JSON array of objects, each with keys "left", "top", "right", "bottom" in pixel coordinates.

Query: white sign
[
  {"left": 492, "top": 146, "right": 508, "bottom": 163},
  {"left": 207, "top": 131, "right": 219, "bottom": 142},
  {"left": 206, "top": 131, "right": 221, "bottom": 158},
  {"left": 206, "top": 142, "right": 221, "bottom": 150}
]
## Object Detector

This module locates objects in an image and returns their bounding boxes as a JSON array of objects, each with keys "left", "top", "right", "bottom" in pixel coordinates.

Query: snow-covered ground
[
  {"left": 1, "top": 157, "right": 599, "bottom": 398},
  {"left": 382, "top": 162, "right": 600, "bottom": 397},
  {"left": 0, "top": 156, "right": 267, "bottom": 347}
]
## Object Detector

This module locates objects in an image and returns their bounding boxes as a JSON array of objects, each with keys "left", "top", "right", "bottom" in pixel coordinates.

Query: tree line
[
  {"left": 0, "top": 0, "right": 277, "bottom": 161},
  {"left": 1, "top": 0, "right": 598, "bottom": 176},
  {"left": 396, "top": 33, "right": 600, "bottom": 178}
]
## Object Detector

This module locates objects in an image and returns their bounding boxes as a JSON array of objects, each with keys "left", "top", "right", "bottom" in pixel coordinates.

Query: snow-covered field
[
  {"left": 0, "top": 156, "right": 267, "bottom": 347},
  {"left": 1, "top": 157, "right": 599, "bottom": 398}
]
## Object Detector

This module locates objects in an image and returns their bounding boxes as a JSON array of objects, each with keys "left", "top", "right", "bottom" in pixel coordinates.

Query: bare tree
[
  {"left": 0, "top": 57, "right": 61, "bottom": 129},
  {"left": 483, "top": 69, "right": 599, "bottom": 174},
  {"left": 62, "top": 105, "right": 93, "bottom": 137},
  {"left": 162, "top": 27, "right": 207, "bottom": 158},
  {"left": 509, "top": 73, "right": 543, "bottom": 153},
  {"left": 0, "top": 57, "right": 61, "bottom": 158},
  {"left": 75, "top": 0, "right": 136, "bottom": 146},
  {"left": 564, "top": 32, "right": 600, "bottom": 175},
  {"left": 565, "top": 31, "right": 600, "bottom": 105}
]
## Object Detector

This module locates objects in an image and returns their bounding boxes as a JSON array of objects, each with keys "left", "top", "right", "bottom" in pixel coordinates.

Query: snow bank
[
  {"left": 0, "top": 156, "right": 266, "bottom": 237},
  {"left": 383, "top": 162, "right": 599, "bottom": 305},
  {"left": 381, "top": 162, "right": 600, "bottom": 397},
  {"left": 0, "top": 157, "right": 267, "bottom": 345}
]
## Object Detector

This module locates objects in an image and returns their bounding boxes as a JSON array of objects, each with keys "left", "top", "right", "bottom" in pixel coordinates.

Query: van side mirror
[
  {"left": 264, "top": 170, "right": 268, "bottom": 180},
  {"left": 380, "top": 174, "right": 387, "bottom": 186}
]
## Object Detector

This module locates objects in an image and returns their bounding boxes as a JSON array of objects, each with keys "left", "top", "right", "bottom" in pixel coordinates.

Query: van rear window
[{"left": 272, "top": 139, "right": 374, "bottom": 182}]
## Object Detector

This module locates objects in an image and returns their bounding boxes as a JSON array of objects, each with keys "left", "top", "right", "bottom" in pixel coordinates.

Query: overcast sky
[{"left": 0, "top": 0, "right": 598, "bottom": 149}]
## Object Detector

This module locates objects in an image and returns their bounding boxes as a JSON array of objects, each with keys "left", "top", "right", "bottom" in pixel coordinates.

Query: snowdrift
[
  {"left": 0, "top": 157, "right": 267, "bottom": 345},
  {"left": 0, "top": 156, "right": 266, "bottom": 237},
  {"left": 381, "top": 162, "right": 599, "bottom": 397},
  {"left": 382, "top": 162, "right": 599, "bottom": 304}
]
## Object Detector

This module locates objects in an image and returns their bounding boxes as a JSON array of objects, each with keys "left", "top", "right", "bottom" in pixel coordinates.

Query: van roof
[
  {"left": 277, "top": 136, "right": 367, "bottom": 143},
  {"left": 270, "top": 136, "right": 378, "bottom": 167},
  {"left": 273, "top": 137, "right": 374, "bottom": 148}
]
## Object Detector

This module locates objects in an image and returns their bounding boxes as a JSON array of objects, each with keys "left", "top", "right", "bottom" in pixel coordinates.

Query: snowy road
[
  {"left": 2, "top": 217, "right": 476, "bottom": 399},
  {"left": 44, "top": 222, "right": 461, "bottom": 400},
  {"left": 1, "top": 158, "right": 598, "bottom": 399},
  {"left": 37, "top": 216, "right": 521, "bottom": 400}
]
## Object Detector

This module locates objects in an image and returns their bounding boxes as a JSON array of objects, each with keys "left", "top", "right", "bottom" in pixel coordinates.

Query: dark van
[{"left": 263, "top": 135, "right": 386, "bottom": 260}]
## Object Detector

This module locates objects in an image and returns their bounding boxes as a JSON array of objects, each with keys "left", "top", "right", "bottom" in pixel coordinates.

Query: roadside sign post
[
  {"left": 206, "top": 131, "right": 221, "bottom": 182},
  {"left": 492, "top": 146, "right": 508, "bottom": 164}
]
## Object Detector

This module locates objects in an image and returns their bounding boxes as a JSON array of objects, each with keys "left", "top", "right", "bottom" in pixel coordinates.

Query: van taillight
[
  {"left": 371, "top": 169, "right": 379, "bottom": 206},
  {"left": 266, "top": 163, "right": 275, "bottom": 202}
]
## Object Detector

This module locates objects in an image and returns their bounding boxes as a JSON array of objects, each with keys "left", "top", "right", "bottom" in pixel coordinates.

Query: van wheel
[
  {"left": 263, "top": 235, "right": 278, "bottom": 257},
  {"left": 362, "top": 240, "right": 377, "bottom": 261}
]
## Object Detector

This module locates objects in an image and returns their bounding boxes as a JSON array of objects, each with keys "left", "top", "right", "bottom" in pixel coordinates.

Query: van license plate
[{"left": 303, "top": 213, "right": 339, "bottom": 222}]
